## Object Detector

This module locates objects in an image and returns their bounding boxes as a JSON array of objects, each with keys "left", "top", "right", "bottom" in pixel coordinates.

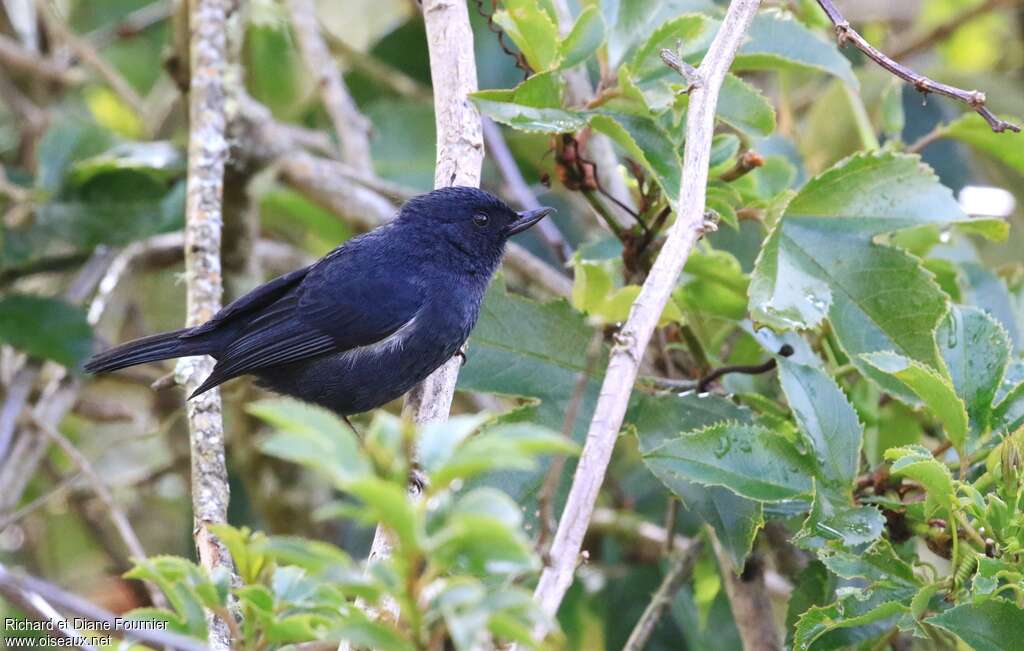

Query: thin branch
[
  {"left": 86, "top": 0, "right": 172, "bottom": 49},
  {"left": 815, "top": 0, "right": 1020, "bottom": 134},
  {"left": 529, "top": 0, "right": 763, "bottom": 631},
  {"left": 0, "top": 470, "right": 81, "bottom": 532},
  {"left": 711, "top": 532, "right": 782, "bottom": 651},
  {"left": 30, "top": 416, "right": 167, "bottom": 609},
  {"left": 322, "top": 31, "right": 433, "bottom": 103},
  {"left": 889, "top": 0, "right": 1018, "bottom": 61},
  {"left": 0, "top": 563, "right": 210, "bottom": 651},
  {"left": 35, "top": 0, "right": 147, "bottom": 118},
  {"left": 719, "top": 150, "right": 765, "bottom": 182},
  {"left": 621, "top": 543, "right": 703, "bottom": 651},
  {"left": 0, "top": 33, "right": 82, "bottom": 84},
  {"left": 905, "top": 123, "right": 949, "bottom": 154},
  {"left": 287, "top": 0, "right": 373, "bottom": 169},
  {"left": 482, "top": 117, "right": 573, "bottom": 262},
  {"left": 176, "top": 1, "right": 235, "bottom": 648}
]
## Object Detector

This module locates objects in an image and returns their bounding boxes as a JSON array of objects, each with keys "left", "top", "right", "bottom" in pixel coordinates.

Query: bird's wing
[{"left": 190, "top": 249, "right": 422, "bottom": 396}]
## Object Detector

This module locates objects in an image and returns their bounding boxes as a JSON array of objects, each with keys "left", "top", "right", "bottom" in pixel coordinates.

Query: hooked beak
[{"left": 506, "top": 207, "right": 555, "bottom": 235}]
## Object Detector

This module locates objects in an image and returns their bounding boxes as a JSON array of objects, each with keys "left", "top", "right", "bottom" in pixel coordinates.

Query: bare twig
[
  {"left": 175, "top": 1, "right": 235, "bottom": 647},
  {"left": 711, "top": 532, "right": 782, "bottom": 651},
  {"left": 889, "top": 0, "right": 1018, "bottom": 61},
  {"left": 529, "top": 0, "right": 763, "bottom": 630},
  {"left": 287, "top": 0, "right": 373, "bottom": 169},
  {"left": 815, "top": 0, "right": 1020, "bottom": 133},
  {"left": 0, "top": 33, "right": 82, "bottom": 84},
  {"left": 482, "top": 117, "right": 573, "bottom": 263},
  {"left": 87, "top": 0, "right": 173, "bottom": 49},
  {"left": 621, "top": 543, "right": 703, "bottom": 651},
  {"left": 0, "top": 470, "right": 81, "bottom": 532},
  {"left": 30, "top": 416, "right": 167, "bottom": 608},
  {"left": 719, "top": 150, "right": 765, "bottom": 182},
  {"left": 0, "top": 563, "right": 210, "bottom": 651},
  {"left": 35, "top": 0, "right": 147, "bottom": 118}
]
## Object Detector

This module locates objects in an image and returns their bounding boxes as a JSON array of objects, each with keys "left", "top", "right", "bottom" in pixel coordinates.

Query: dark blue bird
[{"left": 84, "top": 187, "right": 553, "bottom": 415}]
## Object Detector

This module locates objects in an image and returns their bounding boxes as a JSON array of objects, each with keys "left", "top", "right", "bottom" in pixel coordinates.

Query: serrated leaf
[
  {"left": 470, "top": 95, "right": 587, "bottom": 133},
  {"left": 884, "top": 445, "right": 955, "bottom": 517},
  {"left": 492, "top": 0, "right": 560, "bottom": 71},
  {"left": 795, "top": 489, "right": 884, "bottom": 549},
  {"left": 794, "top": 589, "right": 909, "bottom": 651},
  {"left": 603, "top": 0, "right": 717, "bottom": 67},
  {"left": 926, "top": 599, "right": 1024, "bottom": 651},
  {"left": 862, "top": 352, "right": 968, "bottom": 450},
  {"left": 735, "top": 9, "right": 858, "bottom": 89},
  {"left": 590, "top": 111, "right": 682, "bottom": 204},
  {"left": 819, "top": 538, "right": 920, "bottom": 587},
  {"left": 749, "top": 152, "right": 970, "bottom": 401},
  {"left": 643, "top": 422, "right": 815, "bottom": 502},
  {"left": 938, "top": 306, "right": 1011, "bottom": 441},
  {"left": 960, "top": 262, "right": 1022, "bottom": 350},
  {"left": 558, "top": 6, "right": 605, "bottom": 70},
  {"left": 944, "top": 113, "right": 1024, "bottom": 176},
  {"left": 0, "top": 295, "right": 92, "bottom": 368},
  {"left": 785, "top": 562, "right": 836, "bottom": 649}
]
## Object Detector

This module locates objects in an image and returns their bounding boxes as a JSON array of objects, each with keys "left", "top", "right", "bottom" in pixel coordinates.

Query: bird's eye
[{"left": 472, "top": 213, "right": 490, "bottom": 227}]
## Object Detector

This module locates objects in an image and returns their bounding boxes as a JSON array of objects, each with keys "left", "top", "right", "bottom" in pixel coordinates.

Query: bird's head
[{"left": 399, "top": 186, "right": 554, "bottom": 263}]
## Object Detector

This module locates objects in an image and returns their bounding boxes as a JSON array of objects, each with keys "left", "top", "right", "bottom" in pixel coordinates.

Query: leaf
[
  {"left": 926, "top": 599, "right": 1024, "bottom": 651},
  {"left": 470, "top": 95, "right": 587, "bottom": 133},
  {"left": 603, "top": 0, "right": 717, "bottom": 67},
  {"left": 418, "top": 414, "right": 491, "bottom": 477},
  {"left": 818, "top": 538, "right": 920, "bottom": 587},
  {"left": 960, "top": 262, "right": 1022, "bottom": 350},
  {"left": 715, "top": 74, "right": 776, "bottom": 137},
  {"left": 558, "top": 6, "right": 606, "bottom": 70},
  {"left": 429, "top": 489, "right": 536, "bottom": 576},
  {"left": 944, "top": 113, "right": 1024, "bottom": 176},
  {"left": 884, "top": 445, "right": 955, "bottom": 517},
  {"left": 937, "top": 306, "right": 1012, "bottom": 441},
  {"left": 735, "top": 9, "right": 858, "bottom": 89},
  {"left": 346, "top": 477, "right": 420, "bottom": 551},
  {"left": 793, "top": 589, "right": 909, "bottom": 651},
  {"left": 249, "top": 398, "right": 371, "bottom": 486},
  {"left": 795, "top": 489, "right": 884, "bottom": 549},
  {"left": 36, "top": 119, "right": 115, "bottom": 194},
  {"left": 778, "top": 359, "right": 863, "bottom": 495},
  {"left": 491, "top": 0, "right": 560, "bottom": 71},
  {"left": 0, "top": 295, "right": 92, "bottom": 368},
  {"left": 862, "top": 352, "right": 968, "bottom": 451},
  {"left": 676, "top": 250, "right": 750, "bottom": 320},
  {"left": 785, "top": 562, "right": 836, "bottom": 649},
  {"left": 642, "top": 422, "right": 815, "bottom": 502},
  {"left": 364, "top": 100, "right": 436, "bottom": 190},
  {"left": 749, "top": 152, "right": 970, "bottom": 401},
  {"left": 682, "top": 481, "right": 763, "bottom": 567},
  {"left": 589, "top": 111, "right": 682, "bottom": 204}
]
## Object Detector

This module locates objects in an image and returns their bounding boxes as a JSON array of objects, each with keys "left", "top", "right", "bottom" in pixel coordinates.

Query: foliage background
[{"left": 1, "top": 0, "right": 1024, "bottom": 649}]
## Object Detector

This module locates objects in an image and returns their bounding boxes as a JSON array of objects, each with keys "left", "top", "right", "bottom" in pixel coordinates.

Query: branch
[
  {"left": 0, "top": 563, "right": 210, "bottom": 651},
  {"left": 287, "top": 0, "right": 373, "bottom": 169},
  {"left": 711, "top": 533, "right": 782, "bottom": 651},
  {"left": 529, "top": 0, "right": 763, "bottom": 630},
  {"left": 621, "top": 543, "right": 702, "bottom": 651},
  {"left": 482, "top": 117, "right": 573, "bottom": 263},
  {"left": 0, "top": 33, "right": 82, "bottom": 84},
  {"left": 815, "top": 0, "right": 1020, "bottom": 134},
  {"left": 175, "top": 1, "right": 235, "bottom": 647},
  {"left": 35, "top": 0, "right": 146, "bottom": 119}
]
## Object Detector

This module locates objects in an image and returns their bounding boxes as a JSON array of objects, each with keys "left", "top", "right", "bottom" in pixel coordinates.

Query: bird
[{"left": 84, "top": 186, "right": 553, "bottom": 416}]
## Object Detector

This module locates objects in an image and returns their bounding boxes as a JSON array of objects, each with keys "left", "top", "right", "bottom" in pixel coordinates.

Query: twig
[
  {"left": 0, "top": 470, "right": 81, "bottom": 532},
  {"left": 287, "top": 0, "right": 373, "bottom": 169},
  {"left": 621, "top": 543, "right": 702, "bottom": 651},
  {"left": 176, "top": 1, "right": 236, "bottom": 648},
  {"left": 711, "top": 532, "right": 782, "bottom": 651},
  {"left": 0, "top": 33, "right": 82, "bottom": 85},
  {"left": 905, "top": 123, "right": 949, "bottom": 154},
  {"left": 0, "top": 569, "right": 98, "bottom": 650},
  {"left": 0, "top": 367, "right": 35, "bottom": 468},
  {"left": 719, "top": 150, "right": 765, "bottom": 182},
  {"left": 482, "top": 117, "right": 573, "bottom": 262},
  {"left": 0, "top": 563, "right": 210, "bottom": 651},
  {"left": 30, "top": 416, "right": 167, "bottom": 608},
  {"left": 322, "top": 32, "right": 433, "bottom": 103},
  {"left": 537, "top": 332, "right": 603, "bottom": 556},
  {"left": 35, "top": 0, "right": 147, "bottom": 118},
  {"left": 889, "top": 0, "right": 1018, "bottom": 61},
  {"left": 86, "top": 0, "right": 172, "bottom": 49},
  {"left": 697, "top": 344, "right": 794, "bottom": 392},
  {"left": 529, "top": 0, "right": 763, "bottom": 631},
  {"left": 815, "top": 0, "right": 1020, "bottom": 134}
]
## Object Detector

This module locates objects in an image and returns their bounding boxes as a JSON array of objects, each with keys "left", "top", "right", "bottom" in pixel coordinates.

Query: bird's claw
[{"left": 454, "top": 350, "right": 468, "bottom": 366}]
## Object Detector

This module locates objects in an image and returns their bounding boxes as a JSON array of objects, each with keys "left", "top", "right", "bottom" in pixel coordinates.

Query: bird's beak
[{"left": 506, "top": 207, "right": 555, "bottom": 235}]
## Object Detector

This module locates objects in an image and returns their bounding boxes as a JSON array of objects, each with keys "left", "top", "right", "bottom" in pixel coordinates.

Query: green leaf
[
  {"left": 249, "top": 398, "right": 371, "bottom": 486},
  {"left": 960, "top": 262, "right": 1022, "bottom": 350},
  {"left": 623, "top": 14, "right": 712, "bottom": 111},
  {"left": 794, "top": 588, "right": 909, "bottom": 651},
  {"left": 795, "top": 489, "right": 884, "bottom": 549},
  {"left": 926, "top": 599, "right": 1024, "bottom": 651},
  {"left": 778, "top": 359, "right": 863, "bottom": 495},
  {"left": 603, "top": 0, "right": 717, "bottom": 67},
  {"left": 558, "top": 6, "right": 606, "bottom": 70},
  {"left": 492, "top": 0, "right": 560, "bottom": 71},
  {"left": 346, "top": 476, "right": 419, "bottom": 551},
  {"left": 818, "top": 538, "right": 920, "bottom": 587},
  {"left": 937, "top": 306, "right": 1012, "bottom": 441},
  {"left": 0, "top": 295, "right": 92, "bottom": 368},
  {"left": 590, "top": 111, "right": 681, "bottom": 204},
  {"left": 715, "top": 74, "right": 776, "bottom": 137},
  {"left": 749, "top": 152, "right": 969, "bottom": 400},
  {"left": 36, "top": 119, "right": 115, "bottom": 194},
  {"left": 735, "top": 9, "right": 858, "bottom": 89},
  {"left": 470, "top": 95, "right": 587, "bottom": 133},
  {"left": 675, "top": 250, "right": 750, "bottom": 320},
  {"left": 643, "top": 422, "right": 815, "bottom": 502},
  {"left": 418, "top": 414, "right": 491, "bottom": 478},
  {"left": 429, "top": 489, "right": 536, "bottom": 576},
  {"left": 884, "top": 445, "right": 955, "bottom": 517},
  {"left": 862, "top": 352, "right": 968, "bottom": 451},
  {"left": 944, "top": 113, "right": 1024, "bottom": 176},
  {"left": 785, "top": 562, "right": 836, "bottom": 649},
  {"left": 683, "top": 482, "right": 763, "bottom": 568},
  {"left": 365, "top": 100, "right": 436, "bottom": 190}
]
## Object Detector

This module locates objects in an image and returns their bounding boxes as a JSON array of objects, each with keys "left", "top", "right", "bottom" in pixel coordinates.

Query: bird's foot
[{"left": 454, "top": 349, "right": 468, "bottom": 366}]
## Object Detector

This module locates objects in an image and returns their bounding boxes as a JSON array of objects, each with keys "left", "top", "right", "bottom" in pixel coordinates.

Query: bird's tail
[{"left": 84, "top": 328, "right": 209, "bottom": 374}]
